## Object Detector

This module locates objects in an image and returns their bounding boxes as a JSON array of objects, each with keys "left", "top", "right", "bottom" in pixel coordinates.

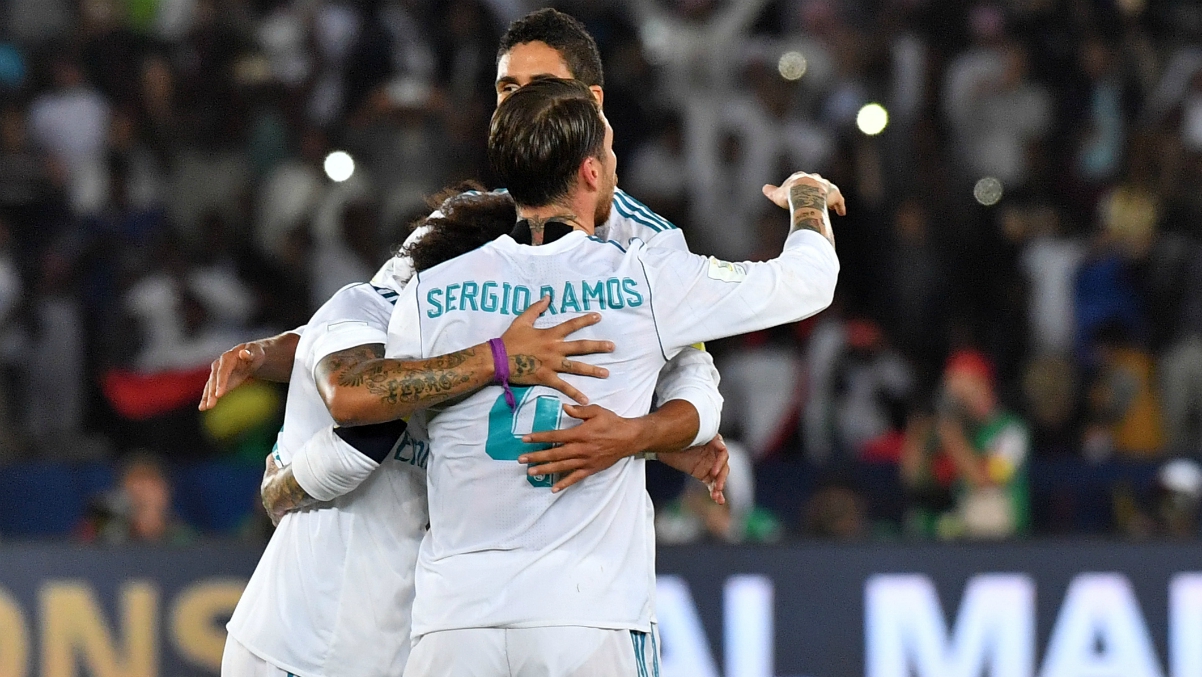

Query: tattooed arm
[
  {"left": 262, "top": 453, "right": 316, "bottom": 525},
  {"left": 317, "top": 343, "right": 497, "bottom": 426},
  {"left": 762, "top": 171, "right": 844, "bottom": 248},
  {"left": 317, "top": 296, "right": 615, "bottom": 427}
]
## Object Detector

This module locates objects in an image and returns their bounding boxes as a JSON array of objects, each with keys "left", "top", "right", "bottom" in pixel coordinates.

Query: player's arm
[
  {"left": 264, "top": 295, "right": 617, "bottom": 518},
  {"left": 261, "top": 453, "right": 314, "bottom": 525},
  {"left": 517, "top": 401, "right": 730, "bottom": 500},
  {"left": 261, "top": 419, "right": 408, "bottom": 523},
  {"left": 519, "top": 346, "right": 728, "bottom": 498},
  {"left": 642, "top": 171, "right": 841, "bottom": 352},
  {"left": 199, "top": 330, "right": 302, "bottom": 410},
  {"left": 316, "top": 296, "right": 614, "bottom": 426}
]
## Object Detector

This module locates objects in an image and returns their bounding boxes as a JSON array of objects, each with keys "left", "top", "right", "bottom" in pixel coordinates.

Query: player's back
[
  {"left": 227, "top": 282, "right": 429, "bottom": 677},
  {"left": 388, "top": 230, "right": 667, "bottom": 637}
]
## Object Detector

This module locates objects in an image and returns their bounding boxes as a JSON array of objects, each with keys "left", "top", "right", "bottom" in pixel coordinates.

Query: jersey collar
[
  {"left": 510, "top": 219, "right": 576, "bottom": 245},
  {"left": 494, "top": 229, "right": 588, "bottom": 256}
]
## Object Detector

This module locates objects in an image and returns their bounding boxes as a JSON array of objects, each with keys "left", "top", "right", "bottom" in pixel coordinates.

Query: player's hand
[
  {"left": 502, "top": 296, "right": 614, "bottom": 406},
  {"left": 518, "top": 403, "right": 639, "bottom": 493},
  {"left": 200, "top": 342, "right": 266, "bottom": 411},
  {"left": 658, "top": 434, "right": 729, "bottom": 505},
  {"left": 762, "top": 171, "right": 847, "bottom": 216}
]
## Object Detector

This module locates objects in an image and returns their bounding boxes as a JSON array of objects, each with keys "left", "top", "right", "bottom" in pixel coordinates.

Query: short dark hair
[
  {"left": 497, "top": 8, "right": 604, "bottom": 88},
  {"left": 488, "top": 78, "right": 605, "bottom": 208}
]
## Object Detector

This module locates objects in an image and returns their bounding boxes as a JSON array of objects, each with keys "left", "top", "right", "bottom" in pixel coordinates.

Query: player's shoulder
[
  {"left": 585, "top": 234, "right": 633, "bottom": 255},
  {"left": 313, "top": 282, "right": 398, "bottom": 322},
  {"left": 605, "top": 189, "right": 684, "bottom": 247},
  {"left": 371, "top": 255, "right": 414, "bottom": 292},
  {"left": 411, "top": 236, "right": 507, "bottom": 283}
]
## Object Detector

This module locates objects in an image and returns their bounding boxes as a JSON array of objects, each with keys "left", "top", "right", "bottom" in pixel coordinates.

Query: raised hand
[
  {"left": 761, "top": 171, "right": 847, "bottom": 216},
  {"left": 200, "top": 342, "right": 266, "bottom": 411},
  {"left": 200, "top": 332, "right": 300, "bottom": 411}
]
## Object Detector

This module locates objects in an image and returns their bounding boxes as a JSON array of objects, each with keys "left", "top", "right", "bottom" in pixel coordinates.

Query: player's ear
[
  {"left": 589, "top": 86, "right": 604, "bottom": 107},
  {"left": 580, "top": 157, "right": 601, "bottom": 192}
]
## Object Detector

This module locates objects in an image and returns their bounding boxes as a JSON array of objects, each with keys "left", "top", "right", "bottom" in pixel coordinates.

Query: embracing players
[
  {"left": 386, "top": 78, "right": 841, "bottom": 675},
  {"left": 294, "top": 78, "right": 842, "bottom": 676},
  {"left": 212, "top": 9, "right": 729, "bottom": 677}
]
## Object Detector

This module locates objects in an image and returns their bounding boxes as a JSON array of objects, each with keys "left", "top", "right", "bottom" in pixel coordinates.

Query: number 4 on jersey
[{"left": 486, "top": 386, "right": 562, "bottom": 488}]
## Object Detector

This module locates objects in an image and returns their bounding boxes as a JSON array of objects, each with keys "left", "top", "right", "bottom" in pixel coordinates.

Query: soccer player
[
  {"left": 209, "top": 9, "right": 729, "bottom": 676},
  {"left": 380, "top": 78, "right": 841, "bottom": 676},
  {"left": 220, "top": 192, "right": 626, "bottom": 677}
]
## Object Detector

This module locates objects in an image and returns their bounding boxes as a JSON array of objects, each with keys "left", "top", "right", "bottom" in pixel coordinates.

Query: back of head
[
  {"left": 498, "top": 8, "right": 604, "bottom": 87},
  {"left": 488, "top": 77, "right": 604, "bottom": 208},
  {"left": 404, "top": 190, "right": 517, "bottom": 273}
]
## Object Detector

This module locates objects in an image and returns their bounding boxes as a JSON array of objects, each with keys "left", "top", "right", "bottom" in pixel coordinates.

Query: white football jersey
[
  {"left": 226, "top": 282, "right": 430, "bottom": 677},
  {"left": 387, "top": 227, "right": 837, "bottom": 637},
  {"left": 598, "top": 188, "right": 686, "bottom": 251}
]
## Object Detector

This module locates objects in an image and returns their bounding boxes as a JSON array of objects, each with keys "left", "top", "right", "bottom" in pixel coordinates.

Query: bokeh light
[
  {"left": 856, "top": 103, "right": 888, "bottom": 136},
  {"left": 974, "top": 177, "right": 1004, "bottom": 206},
  {"left": 778, "top": 51, "right": 807, "bottom": 81},
  {"left": 324, "top": 151, "right": 355, "bottom": 182}
]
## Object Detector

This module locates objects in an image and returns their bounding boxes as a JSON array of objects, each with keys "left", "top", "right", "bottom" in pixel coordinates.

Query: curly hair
[{"left": 402, "top": 186, "right": 516, "bottom": 273}]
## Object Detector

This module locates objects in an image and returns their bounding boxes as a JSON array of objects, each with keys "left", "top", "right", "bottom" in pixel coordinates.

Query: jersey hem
[
  {"left": 412, "top": 618, "right": 653, "bottom": 639},
  {"left": 225, "top": 626, "right": 324, "bottom": 677}
]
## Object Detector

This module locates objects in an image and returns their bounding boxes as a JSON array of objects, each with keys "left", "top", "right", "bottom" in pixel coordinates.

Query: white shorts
[
  {"left": 221, "top": 637, "right": 292, "bottom": 677},
  {"left": 403, "top": 625, "right": 661, "bottom": 677}
]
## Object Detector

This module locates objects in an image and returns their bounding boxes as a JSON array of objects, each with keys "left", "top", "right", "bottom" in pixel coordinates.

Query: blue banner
[{"left": 3, "top": 541, "right": 1202, "bottom": 677}]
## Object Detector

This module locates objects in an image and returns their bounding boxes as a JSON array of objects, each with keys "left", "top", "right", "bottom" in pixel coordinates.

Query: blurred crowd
[{"left": 2, "top": 0, "right": 1202, "bottom": 541}]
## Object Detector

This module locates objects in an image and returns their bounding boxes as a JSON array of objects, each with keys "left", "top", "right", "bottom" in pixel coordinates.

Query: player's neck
[{"left": 516, "top": 200, "right": 594, "bottom": 245}]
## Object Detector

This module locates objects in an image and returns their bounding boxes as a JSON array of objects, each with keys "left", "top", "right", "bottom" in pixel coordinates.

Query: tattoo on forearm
[
  {"left": 792, "top": 214, "right": 824, "bottom": 233},
  {"left": 789, "top": 184, "right": 827, "bottom": 235},
  {"left": 320, "top": 344, "right": 484, "bottom": 417},
  {"left": 262, "top": 466, "right": 317, "bottom": 520},
  {"left": 320, "top": 344, "right": 385, "bottom": 380},
  {"left": 789, "top": 184, "right": 826, "bottom": 210}
]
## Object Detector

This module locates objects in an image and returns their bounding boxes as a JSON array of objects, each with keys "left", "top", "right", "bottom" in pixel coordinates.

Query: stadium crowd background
[{"left": 0, "top": 0, "right": 1200, "bottom": 543}]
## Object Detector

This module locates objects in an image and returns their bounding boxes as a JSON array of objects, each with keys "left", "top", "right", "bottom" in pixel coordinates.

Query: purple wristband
[{"left": 489, "top": 338, "right": 517, "bottom": 410}]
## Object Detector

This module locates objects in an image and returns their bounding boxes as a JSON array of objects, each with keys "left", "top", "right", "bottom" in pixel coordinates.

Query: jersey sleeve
[
  {"left": 654, "top": 346, "right": 723, "bottom": 447},
  {"left": 616, "top": 199, "right": 722, "bottom": 446},
  {"left": 385, "top": 278, "right": 424, "bottom": 360},
  {"left": 307, "top": 284, "right": 394, "bottom": 373},
  {"left": 284, "top": 285, "right": 397, "bottom": 501},
  {"left": 290, "top": 425, "right": 383, "bottom": 501},
  {"left": 642, "top": 226, "right": 690, "bottom": 252},
  {"left": 606, "top": 188, "right": 684, "bottom": 248},
  {"left": 641, "top": 229, "right": 839, "bottom": 353}
]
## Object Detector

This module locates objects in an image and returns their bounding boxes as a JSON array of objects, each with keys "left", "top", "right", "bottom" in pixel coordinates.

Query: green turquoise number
[{"left": 486, "top": 386, "right": 562, "bottom": 488}]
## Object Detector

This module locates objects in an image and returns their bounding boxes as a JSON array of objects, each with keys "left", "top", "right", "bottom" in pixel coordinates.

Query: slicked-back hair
[
  {"left": 498, "top": 8, "right": 604, "bottom": 88},
  {"left": 488, "top": 77, "right": 605, "bottom": 208}
]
